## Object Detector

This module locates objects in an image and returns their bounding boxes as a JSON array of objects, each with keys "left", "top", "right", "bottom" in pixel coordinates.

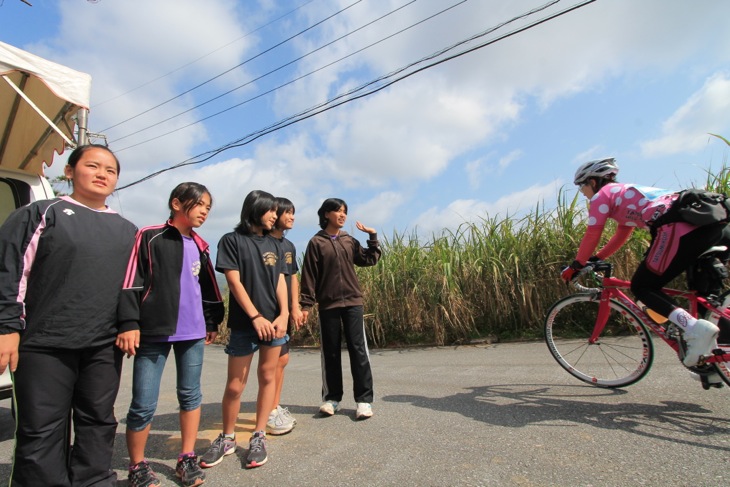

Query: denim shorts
[
  {"left": 126, "top": 338, "right": 205, "bottom": 431},
  {"left": 225, "top": 328, "right": 289, "bottom": 357}
]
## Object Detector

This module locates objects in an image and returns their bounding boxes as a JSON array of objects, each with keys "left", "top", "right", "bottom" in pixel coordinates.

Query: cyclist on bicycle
[{"left": 560, "top": 157, "right": 726, "bottom": 367}]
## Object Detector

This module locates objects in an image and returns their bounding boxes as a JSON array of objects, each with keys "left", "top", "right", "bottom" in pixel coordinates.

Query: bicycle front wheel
[{"left": 545, "top": 293, "right": 654, "bottom": 388}]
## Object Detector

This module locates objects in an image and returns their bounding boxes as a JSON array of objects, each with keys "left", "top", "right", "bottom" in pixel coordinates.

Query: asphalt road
[{"left": 1, "top": 341, "right": 729, "bottom": 486}]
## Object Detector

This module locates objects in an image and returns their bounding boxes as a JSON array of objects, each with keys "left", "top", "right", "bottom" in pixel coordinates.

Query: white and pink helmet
[{"left": 573, "top": 158, "right": 619, "bottom": 185}]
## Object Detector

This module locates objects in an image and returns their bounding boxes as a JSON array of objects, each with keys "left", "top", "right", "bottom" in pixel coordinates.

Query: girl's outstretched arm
[
  {"left": 356, "top": 221, "right": 376, "bottom": 235},
  {"left": 354, "top": 221, "right": 382, "bottom": 267}
]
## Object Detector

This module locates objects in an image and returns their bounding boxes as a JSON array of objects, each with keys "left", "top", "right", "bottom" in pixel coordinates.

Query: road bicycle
[{"left": 544, "top": 247, "right": 730, "bottom": 389}]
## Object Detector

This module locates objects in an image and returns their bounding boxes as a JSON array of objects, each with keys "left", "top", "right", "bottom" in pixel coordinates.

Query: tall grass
[
  {"left": 353, "top": 166, "right": 730, "bottom": 347},
  {"left": 220, "top": 163, "right": 730, "bottom": 348},
  {"left": 355, "top": 188, "right": 648, "bottom": 347}
]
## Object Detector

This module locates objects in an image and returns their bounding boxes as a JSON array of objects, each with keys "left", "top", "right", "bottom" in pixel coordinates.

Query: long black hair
[
  {"left": 168, "top": 182, "right": 212, "bottom": 219},
  {"left": 317, "top": 197, "right": 347, "bottom": 230},
  {"left": 274, "top": 197, "right": 295, "bottom": 232},
  {"left": 235, "top": 190, "right": 277, "bottom": 235},
  {"left": 275, "top": 197, "right": 295, "bottom": 217}
]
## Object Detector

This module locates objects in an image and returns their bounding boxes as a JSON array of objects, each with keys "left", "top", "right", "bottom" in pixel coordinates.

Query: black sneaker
[
  {"left": 176, "top": 453, "right": 205, "bottom": 487},
  {"left": 199, "top": 433, "right": 236, "bottom": 468},
  {"left": 245, "top": 431, "right": 268, "bottom": 468},
  {"left": 128, "top": 460, "right": 161, "bottom": 487},
  {"left": 718, "top": 316, "right": 730, "bottom": 345}
]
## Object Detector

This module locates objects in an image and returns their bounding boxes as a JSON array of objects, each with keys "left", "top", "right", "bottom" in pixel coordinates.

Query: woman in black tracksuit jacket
[{"left": 0, "top": 145, "right": 137, "bottom": 487}]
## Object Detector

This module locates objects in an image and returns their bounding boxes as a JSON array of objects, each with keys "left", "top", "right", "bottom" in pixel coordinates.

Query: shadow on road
[{"left": 383, "top": 383, "right": 730, "bottom": 451}]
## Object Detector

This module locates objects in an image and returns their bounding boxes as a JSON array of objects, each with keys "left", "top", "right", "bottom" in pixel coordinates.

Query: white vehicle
[
  {"left": 0, "top": 41, "right": 91, "bottom": 400},
  {"left": 0, "top": 169, "right": 55, "bottom": 399}
]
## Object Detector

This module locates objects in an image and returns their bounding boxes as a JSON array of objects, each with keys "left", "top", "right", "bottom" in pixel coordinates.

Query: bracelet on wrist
[{"left": 250, "top": 313, "right": 263, "bottom": 321}]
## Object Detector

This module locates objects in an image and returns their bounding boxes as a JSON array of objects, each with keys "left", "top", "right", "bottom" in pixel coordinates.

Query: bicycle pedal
[
  {"left": 689, "top": 369, "right": 724, "bottom": 389},
  {"left": 702, "top": 381, "right": 724, "bottom": 390}
]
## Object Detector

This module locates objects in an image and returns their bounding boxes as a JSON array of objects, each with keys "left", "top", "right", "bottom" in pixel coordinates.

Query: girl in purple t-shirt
[
  {"left": 117, "top": 182, "right": 224, "bottom": 487},
  {"left": 561, "top": 158, "right": 726, "bottom": 371}
]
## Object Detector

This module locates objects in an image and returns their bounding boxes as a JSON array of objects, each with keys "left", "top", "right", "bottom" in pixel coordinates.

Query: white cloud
[
  {"left": 412, "top": 180, "right": 561, "bottom": 237},
  {"left": 270, "top": 0, "right": 730, "bottom": 193},
  {"left": 351, "top": 191, "right": 406, "bottom": 231},
  {"left": 38, "top": 0, "right": 260, "bottom": 186},
  {"left": 464, "top": 150, "right": 522, "bottom": 190},
  {"left": 640, "top": 72, "right": 730, "bottom": 157},
  {"left": 498, "top": 150, "right": 522, "bottom": 172},
  {"left": 465, "top": 157, "right": 487, "bottom": 190},
  {"left": 318, "top": 79, "right": 520, "bottom": 186},
  {"left": 11, "top": 0, "right": 730, "bottom": 250},
  {"left": 573, "top": 147, "right": 606, "bottom": 166}
]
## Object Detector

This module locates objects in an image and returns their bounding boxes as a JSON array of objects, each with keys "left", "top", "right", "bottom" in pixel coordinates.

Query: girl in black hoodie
[{"left": 299, "top": 198, "right": 381, "bottom": 420}]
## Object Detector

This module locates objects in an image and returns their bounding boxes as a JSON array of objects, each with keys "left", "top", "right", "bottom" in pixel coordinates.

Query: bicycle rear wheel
[
  {"left": 706, "top": 291, "right": 730, "bottom": 386},
  {"left": 545, "top": 293, "right": 653, "bottom": 388}
]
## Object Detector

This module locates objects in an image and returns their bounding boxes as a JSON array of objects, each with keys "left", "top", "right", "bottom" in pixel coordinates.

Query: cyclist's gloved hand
[
  {"left": 560, "top": 266, "right": 577, "bottom": 282},
  {"left": 587, "top": 255, "right": 600, "bottom": 263},
  {"left": 560, "top": 260, "right": 584, "bottom": 282}
]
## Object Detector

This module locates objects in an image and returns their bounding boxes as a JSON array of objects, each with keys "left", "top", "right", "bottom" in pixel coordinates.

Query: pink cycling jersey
[
  {"left": 576, "top": 182, "right": 677, "bottom": 264},
  {"left": 587, "top": 183, "right": 676, "bottom": 229}
]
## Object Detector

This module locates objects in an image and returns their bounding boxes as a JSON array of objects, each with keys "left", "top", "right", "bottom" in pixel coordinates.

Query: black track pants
[
  {"left": 319, "top": 305, "right": 374, "bottom": 404},
  {"left": 10, "top": 345, "right": 122, "bottom": 487}
]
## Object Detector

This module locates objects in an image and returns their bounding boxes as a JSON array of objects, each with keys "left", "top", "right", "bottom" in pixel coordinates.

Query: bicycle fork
[{"left": 589, "top": 291, "right": 611, "bottom": 344}]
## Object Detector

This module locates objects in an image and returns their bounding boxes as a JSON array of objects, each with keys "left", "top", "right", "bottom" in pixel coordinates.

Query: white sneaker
[
  {"left": 355, "top": 402, "right": 373, "bottom": 420},
  {"left": 319, "top": 400, "right": 340, "bottom": 416},
  {"left": 266, "top": 407, "right": 294, "bottom": 435},
  {"left": 683, "top": 319, "right": 720, "bottom": 366},
  {"left": 277, "top": 405, "right": 297, "bottom": 425}
]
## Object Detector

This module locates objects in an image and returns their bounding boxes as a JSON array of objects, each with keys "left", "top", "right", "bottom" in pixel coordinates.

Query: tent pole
[{"left": 77, "top": 108, "right": 89, "bottom": 146}]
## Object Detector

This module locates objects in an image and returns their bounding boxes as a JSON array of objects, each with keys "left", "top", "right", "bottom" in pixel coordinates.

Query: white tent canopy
[{"left": 0, "top": 41, "right": 91, "bottom": 176}]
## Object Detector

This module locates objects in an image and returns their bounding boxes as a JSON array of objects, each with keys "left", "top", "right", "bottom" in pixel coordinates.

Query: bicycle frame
[{"left": 590, "top": 274, "right": 730, "bottom": 364}]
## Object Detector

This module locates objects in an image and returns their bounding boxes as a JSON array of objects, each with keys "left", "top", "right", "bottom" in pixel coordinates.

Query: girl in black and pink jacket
[{"left": 116, "top": 182, "right": 224, "bottom": 487}]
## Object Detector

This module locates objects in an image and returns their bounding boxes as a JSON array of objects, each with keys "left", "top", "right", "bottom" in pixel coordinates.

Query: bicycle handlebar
[{"left": 570, "top": 260, "right": 612, "bottom": 293}]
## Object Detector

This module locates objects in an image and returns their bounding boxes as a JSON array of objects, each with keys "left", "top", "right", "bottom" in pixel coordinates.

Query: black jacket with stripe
[
  {"left": 0, "top": 197, "right": 137, "bottom": 350},
  {"left": 118, "top": 222, "right": 225, "bottom": 337}
]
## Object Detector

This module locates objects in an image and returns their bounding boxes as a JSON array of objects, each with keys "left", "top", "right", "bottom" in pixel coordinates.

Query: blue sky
[{"left": 2, "top": 0, "right": 730, "bottom": 257}]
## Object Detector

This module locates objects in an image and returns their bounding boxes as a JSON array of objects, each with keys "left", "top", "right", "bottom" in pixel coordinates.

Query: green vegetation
[
  {"left": 351, "top": 193, "right": 647, "bottom": 347},
  {"left": 219, "top": 159, "right": 730, "bottom": 349}
]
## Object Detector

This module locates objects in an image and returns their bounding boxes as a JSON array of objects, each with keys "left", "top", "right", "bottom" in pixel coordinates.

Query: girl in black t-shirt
[{"left": 201, "top": 190, "right": 288, "bottom": 470}]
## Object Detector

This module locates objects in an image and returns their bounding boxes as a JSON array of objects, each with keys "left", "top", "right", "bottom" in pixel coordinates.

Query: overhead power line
[
  {"left": 93, "top": 0, "right": 317, "bottom": 108},
  {"left": 111, "top": 0, "right": 543, "bottom": 154},
  {"left": 117, "top": 0, "right": 597, "bottom": 191},
  {"left": 100, "top": 0, "right": 361, "bottom": 133},
  {"left": 110, "top": 0, "right": 419, "bottom": 145}
]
